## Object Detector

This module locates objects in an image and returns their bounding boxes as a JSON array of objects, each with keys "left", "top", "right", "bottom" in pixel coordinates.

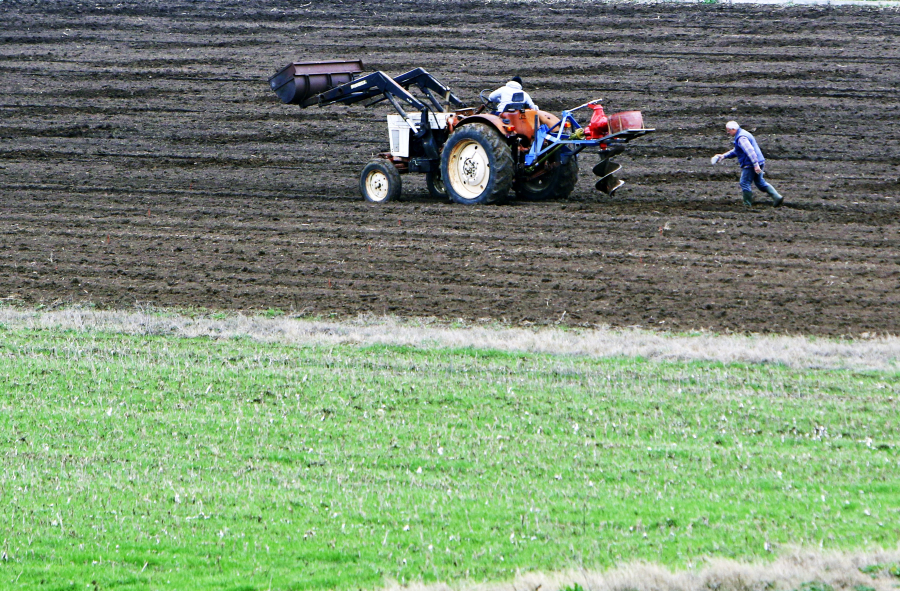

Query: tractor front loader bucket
[{"left": 269, "top": 60, "right": 363, "bottom": 107}]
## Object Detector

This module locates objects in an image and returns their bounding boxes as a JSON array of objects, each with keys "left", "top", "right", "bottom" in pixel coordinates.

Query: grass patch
[
  {"left": 859, "top": 562, "right": 900, "bottom": 577},
  {"left": 0, "top": 328, "right": 898, "bottom": 590}
]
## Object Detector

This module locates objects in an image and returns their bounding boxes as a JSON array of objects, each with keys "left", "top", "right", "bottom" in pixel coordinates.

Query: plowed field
[{"left": 2, "top": 0, "right": 899, "bottom": 336}]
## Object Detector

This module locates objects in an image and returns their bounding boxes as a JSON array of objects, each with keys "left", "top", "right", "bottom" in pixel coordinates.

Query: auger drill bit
[{"left": 593, "top": 145, "right": 625, "bottom": 195}]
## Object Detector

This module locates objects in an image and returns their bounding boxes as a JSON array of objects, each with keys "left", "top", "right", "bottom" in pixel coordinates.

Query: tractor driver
[{"left": 488, "top": 76, "right": 538, "bottom": 113}]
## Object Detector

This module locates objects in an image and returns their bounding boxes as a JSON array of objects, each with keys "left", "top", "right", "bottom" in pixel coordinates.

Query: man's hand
[{"left": 754, "top": 164, "right": 762, "bottom": 174}]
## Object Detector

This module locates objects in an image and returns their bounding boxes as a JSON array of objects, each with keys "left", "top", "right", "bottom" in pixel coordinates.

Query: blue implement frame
[{"left": 524, "top": 99, "right": 654, "bottom": 167}]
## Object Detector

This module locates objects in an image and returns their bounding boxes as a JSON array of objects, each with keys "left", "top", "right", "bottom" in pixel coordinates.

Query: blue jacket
[{"left": 726, "top": 128, "right": 765, "bottom": 169}]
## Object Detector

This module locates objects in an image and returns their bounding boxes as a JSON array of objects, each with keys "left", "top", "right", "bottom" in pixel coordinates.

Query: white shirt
[{"left": 488, "top": 81, "right": 538, "bottom": 112}]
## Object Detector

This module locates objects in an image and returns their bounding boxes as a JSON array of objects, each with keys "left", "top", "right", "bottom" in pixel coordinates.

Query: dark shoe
[
  {"left": 742, "top": 190, "right": 754, "bottom": 207},
  {"left": 766, "top": 186, "right": 784, "bottom": 207}
]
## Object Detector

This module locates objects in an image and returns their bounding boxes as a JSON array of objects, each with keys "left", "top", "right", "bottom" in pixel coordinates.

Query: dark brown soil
[{"left": 2, "top": 0, "right": 899, "bottom": 336}]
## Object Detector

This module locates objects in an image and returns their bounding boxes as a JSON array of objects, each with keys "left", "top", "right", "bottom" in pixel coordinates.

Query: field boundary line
[
  {"left": 1, "top": 306, "right": 898, "bottom": 371},
  {"left": 381, "top": 547, "right": 900, "bottom": 591}
]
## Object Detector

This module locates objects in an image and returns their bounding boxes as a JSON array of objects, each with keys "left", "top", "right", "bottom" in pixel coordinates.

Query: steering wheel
[{"left": 477, "top": 90, "right": 497, "bottom": 114}]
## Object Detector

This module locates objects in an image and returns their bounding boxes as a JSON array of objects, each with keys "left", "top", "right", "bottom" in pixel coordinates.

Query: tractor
[{"left": 269, "top": 60, "right": 654, "bottom": 205}]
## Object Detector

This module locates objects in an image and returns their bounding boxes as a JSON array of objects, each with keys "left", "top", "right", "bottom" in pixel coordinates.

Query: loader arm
[
  {"left": 391, "top": 68, "right": 467, "bottom": 112},
  {"left": 308, "top": 71, "right": 431, "bottom": 147},
  {"left": 271, "top": 61, "right": 466, "bottom": 135},
  {"left": 306, "top": 69, "right": 466, "bottom": 159},
  {"left": 313, "top": 70, "right": 427, "bottom": 121},
  {"left": 309, "top": 68, "right": 465, "bottom": 111}
]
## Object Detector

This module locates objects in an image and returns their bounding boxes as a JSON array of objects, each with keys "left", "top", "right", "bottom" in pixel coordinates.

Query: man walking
[{"left": 712, "top": 121, "right": 784, "bottom": 207}]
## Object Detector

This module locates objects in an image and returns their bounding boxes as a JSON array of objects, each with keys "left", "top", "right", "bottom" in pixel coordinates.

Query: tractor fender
[
  {"left": 451, "top": 113, "right": 511, "bottom": 138},
  {"left": 536, "top": 110, "right": 561, "bottom": 129},
  {"left": 451, "top": 110, "right": 562, "bottom": 140}
]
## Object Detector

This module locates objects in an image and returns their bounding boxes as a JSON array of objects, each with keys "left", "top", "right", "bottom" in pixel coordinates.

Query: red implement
[
  {"left": 585, "top": 103, "right": 609, "bottom": 139},
  {"left": 608, "top": 110, "right": 644, "bottom": 135}
]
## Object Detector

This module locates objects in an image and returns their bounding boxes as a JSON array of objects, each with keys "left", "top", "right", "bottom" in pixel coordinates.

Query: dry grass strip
[
  {"left": 1, "top": 306, "right": 898, "bottom": 370},
  {"left": 386, "top": 548, "right": 900, "bottom": 591}
]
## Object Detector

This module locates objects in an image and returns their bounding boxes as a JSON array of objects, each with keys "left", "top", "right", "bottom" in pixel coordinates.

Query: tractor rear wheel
[
  {"left": 359, "top": 159, "right": 401, "bottom": 203},
  {"left": 515, "top": 153, "right": 579, "bottom": 201},
  {"left": 441, "top": 123, "right": 514, "bottom": 205}
]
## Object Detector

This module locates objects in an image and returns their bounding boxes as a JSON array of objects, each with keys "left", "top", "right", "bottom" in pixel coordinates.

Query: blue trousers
[{"left": 740, "top": 165, "right": 773, "bottom": 193}]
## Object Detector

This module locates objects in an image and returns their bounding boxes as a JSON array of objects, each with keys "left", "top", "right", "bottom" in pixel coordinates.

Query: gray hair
[{"left": 726, "top": 121, "right": 740, "bottom": 130}]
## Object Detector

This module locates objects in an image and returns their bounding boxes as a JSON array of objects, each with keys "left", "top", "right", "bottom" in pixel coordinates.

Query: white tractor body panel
[{"left": 386, "top": 112, "right": 452, "bottom": 157}]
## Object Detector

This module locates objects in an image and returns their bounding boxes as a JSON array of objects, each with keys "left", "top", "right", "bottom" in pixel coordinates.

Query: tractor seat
[{"left": 501, "top": 91, "right": 527, "bottom": 112}]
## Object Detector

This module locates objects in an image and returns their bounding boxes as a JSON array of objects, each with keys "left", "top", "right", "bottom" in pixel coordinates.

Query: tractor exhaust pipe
[{"left": 269, "top": 59, "right": 363, "bottom": 107}]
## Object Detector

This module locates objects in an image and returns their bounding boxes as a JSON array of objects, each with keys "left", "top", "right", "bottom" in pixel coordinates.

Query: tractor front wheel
[
  {"left": 359, "top": 159, "right": 401, "bottom": 203},
  {"left": 441, "top": 123, "right": 514, "bottom": 205},
  {"left": 515, "top": 153, "right": 579, "bottom": 201}
]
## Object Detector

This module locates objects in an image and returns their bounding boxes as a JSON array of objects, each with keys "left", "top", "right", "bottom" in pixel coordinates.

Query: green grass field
[{"left": 1, "top": 326, "right": 898, "bottom": 590}]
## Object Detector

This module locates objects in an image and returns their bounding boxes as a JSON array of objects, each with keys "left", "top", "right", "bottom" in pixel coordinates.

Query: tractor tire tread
[
  {"left": 551, "top": 156, "right": 579, "bottom": 200},
  {"left": 360, "top": 158, "right": 402, "bottom": 203},
  {"left": 442, "top": 123, "right": 514, "bottom": 205},
  {"left": 516, "top": 154, "right": 579, "bottom": 201},
  {"left": 425, "top": 169, "right": 449, "bottom": 201}
]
